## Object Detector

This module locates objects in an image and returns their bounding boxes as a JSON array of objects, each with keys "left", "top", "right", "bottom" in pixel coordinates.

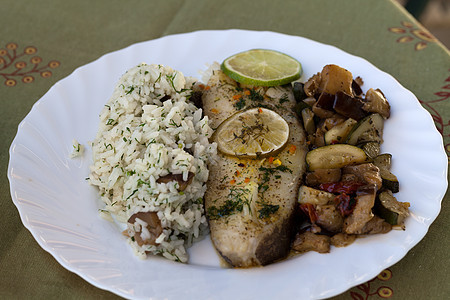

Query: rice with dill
[{"left": 88, "top": 63, "right": 216, "bottom": 262}]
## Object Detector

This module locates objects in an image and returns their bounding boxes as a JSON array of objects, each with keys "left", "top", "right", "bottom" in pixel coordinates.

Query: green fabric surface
[{"left": 0, "top": 0, "right": 448, "bottom": 299}]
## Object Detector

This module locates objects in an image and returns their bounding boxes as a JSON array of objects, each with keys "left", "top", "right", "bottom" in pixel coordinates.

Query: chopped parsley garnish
[
  {"left": 126, "top": 189, "right": 138, "bottom": 200},
  {"left": 166, "top": 73, "right": 189, "bottom": 94},
  {"left": 125, "top": 86, "right": 135, "bottom": 95}
]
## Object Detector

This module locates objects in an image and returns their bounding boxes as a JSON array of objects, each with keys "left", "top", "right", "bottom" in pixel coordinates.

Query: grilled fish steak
[{"left": 202, "top": 70, "right": 307, "bottom": 267}]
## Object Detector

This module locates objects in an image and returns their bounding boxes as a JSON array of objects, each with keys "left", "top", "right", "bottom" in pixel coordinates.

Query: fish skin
[{"left": 202, "top": 70, "right": 307, "bottom": 267}]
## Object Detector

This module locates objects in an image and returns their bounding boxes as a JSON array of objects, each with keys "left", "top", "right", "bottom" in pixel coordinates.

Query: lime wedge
[
  {"left": 221, "top": 49, "right": 302, "bottom": 86},
  {"left": 213, "top": 107, "right": 289, "bottom": 158}
]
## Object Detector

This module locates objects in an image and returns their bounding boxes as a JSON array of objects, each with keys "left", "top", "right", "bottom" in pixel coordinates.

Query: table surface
[{"left": 1, "top": 0, "right": 449, "bottom": 299}]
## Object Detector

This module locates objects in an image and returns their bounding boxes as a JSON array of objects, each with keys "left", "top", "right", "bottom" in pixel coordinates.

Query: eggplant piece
[
  {"left": 316, "top": 92, "right": 335, "bottom": 111},
  {"left": 303, "top": 97, "right": 317, "bottom": 107},
  {"left": 319, "top": 64, "right": 353, "bottom": 96},
  {"left": 352, "top": 79, "right": 363, "bottom": 96},
  {"left": 312, "top": 101, "right": 335, "bottom": 119},
  {"left": 342, "top": 163, "right": 383, "bottom": 190},
  {"left": 363, "top": 88, "right": 390, "bottom": 119},
  {"left": 346, "top": 113, "right": 384, "bottom": 145},
  {"left": 333, "top": 91, "right": 368, "bottom": 120},
  {"left": 304, "top": 72, "right": 321, "bottom": 97},
  {"left": 298, "top": 185, "right": 335, "bottom": 205},
  {"left": 330, "top": 233, "right": 356, "bottom": 247},
  {"left": 315, "top": 205, "right": 344, "bottom": 233},
  {"left": 305, "top": 168, "right": 341, "bottom": 186},
  {"left": 343, "top": 184, "right": 377, "bottom": 234},
  {"left": 375, "top": 190, "right": 409, "bottom": 227},
  {"left": 341, "top": 173, "right": 358, "bottom": 182},
  {"left": 301, "top": 107, "right": 316, "bottom": 135},
  {"left": 292, "top": 231, "right": 330, "bottom": 253},
  {"left": 312, "top": 127, "right": 326, "bottom": 148},
  {"left": 354, "top": 215, "right": 392, "bottom": 234},
  {"left": 320, "top": 114, "right": 347, "bottom": 132}
]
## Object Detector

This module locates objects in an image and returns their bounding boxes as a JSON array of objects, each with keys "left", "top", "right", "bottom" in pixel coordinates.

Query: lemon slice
[
  {"left": 221, "top": 49, "right": 302, "bottom": 86},
  {"left": 214, "top": 107, "right": 289, "bottom": 158}
]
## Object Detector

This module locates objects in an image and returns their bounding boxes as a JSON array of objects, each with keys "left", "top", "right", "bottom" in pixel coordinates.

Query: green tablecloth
[{"left": 1, "top": 0, "right": 448, "bottom": 299}]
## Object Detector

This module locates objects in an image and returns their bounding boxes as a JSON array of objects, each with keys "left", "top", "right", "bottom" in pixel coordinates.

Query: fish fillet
[{"left": 202, "top": 70, "right": 307, "bottom": 267}]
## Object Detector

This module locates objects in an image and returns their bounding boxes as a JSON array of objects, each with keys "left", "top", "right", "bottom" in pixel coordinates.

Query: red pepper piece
[
  {"left": 300, "top": 203, "right": 318, "bottom": 223},
  {"left": 335, "top": 193, "right": 356, "bottom": 217},
  {"left": 319, "top": 181, "right": 363, "bottom": 194}
]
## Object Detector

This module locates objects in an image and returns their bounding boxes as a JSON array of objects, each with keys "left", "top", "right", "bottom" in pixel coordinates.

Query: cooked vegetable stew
[{"left": 292, "top": 64, "right": 409, "bottom": 254}]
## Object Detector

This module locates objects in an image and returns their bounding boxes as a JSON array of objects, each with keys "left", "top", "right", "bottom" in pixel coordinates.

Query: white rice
[
  {"left": 69, "top": 139, "right": 84, "bottom": 158},
  {"left": 88, "top": 63, "right": 216, "bottom": 262}
]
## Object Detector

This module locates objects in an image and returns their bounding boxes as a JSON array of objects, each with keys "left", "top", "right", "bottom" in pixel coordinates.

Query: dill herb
[
  {"left": 207, "top": 187, "right": 252, "bottom": 220},
  {"left": 258, "top": 165, "right": 292, "bottom": 193},
  {"left": 248, "top": 89, "right": 264, "bottom": 102},
  {"left": 234, "top": 97, "right": 246, "bottom": 110},
  {"left": 279, "top": 93, "right": 289, "bottom": 104},
  {"left": 258, "top": 203, "right": 279, "bottom": 218}
]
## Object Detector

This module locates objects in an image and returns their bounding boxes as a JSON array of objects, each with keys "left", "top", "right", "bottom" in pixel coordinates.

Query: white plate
[{"left": 8, "top": 30, "right": 448, "bottom": 299}]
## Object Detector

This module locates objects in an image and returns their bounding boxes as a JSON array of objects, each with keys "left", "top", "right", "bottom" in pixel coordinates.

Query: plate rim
[{"left": 7, "top": 29, "right": 448, "bottom": 300}]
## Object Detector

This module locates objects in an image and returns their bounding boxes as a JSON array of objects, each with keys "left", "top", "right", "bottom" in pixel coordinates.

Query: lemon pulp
[{"left": 214, "top": 107, "right": 289, "bottom": 158}]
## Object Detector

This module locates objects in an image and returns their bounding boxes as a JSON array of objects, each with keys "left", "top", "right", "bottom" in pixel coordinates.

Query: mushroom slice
[{"left": 128, "top": 211, "right": 163, "bottom": 246}]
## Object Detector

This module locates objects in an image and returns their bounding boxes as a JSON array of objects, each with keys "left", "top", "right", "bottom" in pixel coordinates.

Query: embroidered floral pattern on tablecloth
[
  {"left": 348, "top": 269, "right": 394, "bottom": 299},
  {"left": 389, "top": 21, "right": 437, "bottom": 51},
  {"left": 0, "top": 42, "right": 60, "bottom": 87},
  {"left": 419, "top": 72, "right": 450, "bottom": 159}
]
